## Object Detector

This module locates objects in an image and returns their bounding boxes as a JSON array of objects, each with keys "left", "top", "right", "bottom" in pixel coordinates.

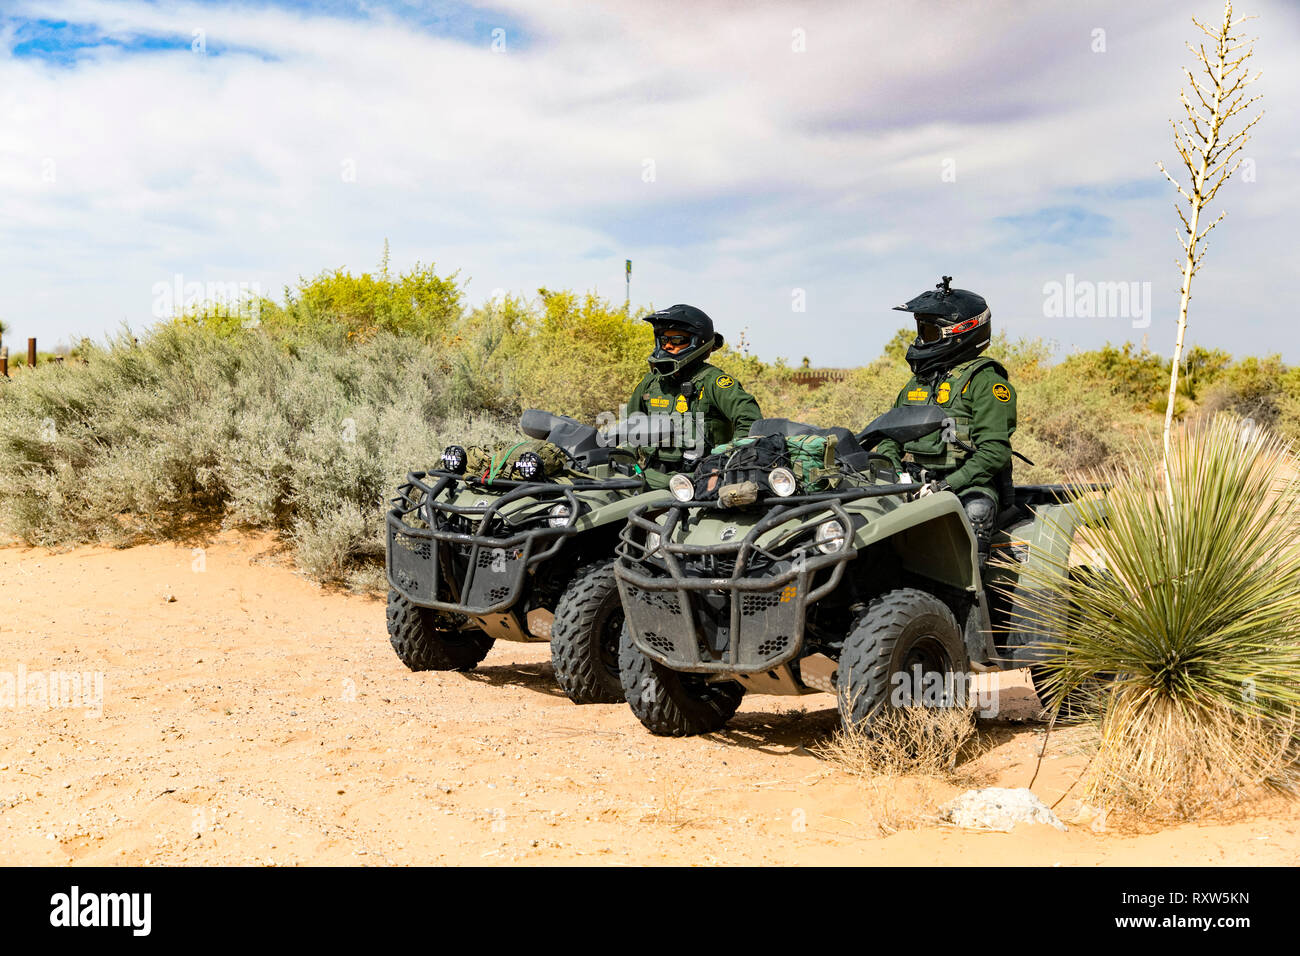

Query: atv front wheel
[
  {"left": 835, "top": 588, "right": 969, "bottom": 728},
  {"left": 550, "top": 560, "right": 626, "bottom": 704},
  {"left": 619, "top": 624, "right": 745, "bottom": 736},
  {"left": 386, "top": 590, "right": 494, "bottom": 671}
]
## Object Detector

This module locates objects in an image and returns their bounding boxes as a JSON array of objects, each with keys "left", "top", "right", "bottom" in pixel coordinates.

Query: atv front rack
[
  {"left": 387, "top": 469, "right": 642, "bottom": 615},
  {"left": 614, "top": 483, "right": 915, "bottom": 674}
]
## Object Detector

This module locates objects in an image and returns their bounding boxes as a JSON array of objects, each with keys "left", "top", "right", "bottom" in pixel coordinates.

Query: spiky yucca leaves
[{"left": 1020, "top": 415, "right": 1300, "bottom": 819}]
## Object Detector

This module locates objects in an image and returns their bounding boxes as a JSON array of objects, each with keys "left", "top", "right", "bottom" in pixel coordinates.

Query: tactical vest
[
  {"left": 895, "top": 357, "right": 1007, "bottom": 472},
  {"left": 627, "top": 364, "right": 729, "bottom": 467}
]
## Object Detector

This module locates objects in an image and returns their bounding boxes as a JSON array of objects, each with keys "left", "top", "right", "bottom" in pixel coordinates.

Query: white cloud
[{"left": 1, "top": 0, "right": 1298, "bottom": 366}]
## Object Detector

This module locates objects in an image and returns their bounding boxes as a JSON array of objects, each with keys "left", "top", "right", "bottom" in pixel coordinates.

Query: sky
[{"left": 2, "top": 0, "right": 1298, "bottom": 365}]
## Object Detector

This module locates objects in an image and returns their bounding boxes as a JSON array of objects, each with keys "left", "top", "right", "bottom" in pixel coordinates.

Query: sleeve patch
[
  {"left": 991, "top": 383, "right": 1011, "bottom": 403},
  {"left": 716, "top": 375, "right": 734, "bottom": 389}
]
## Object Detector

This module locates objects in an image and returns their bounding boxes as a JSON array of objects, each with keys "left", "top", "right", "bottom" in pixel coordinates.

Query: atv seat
[{"left": 519, "top": 409, "right": 611, "bottom": 468}]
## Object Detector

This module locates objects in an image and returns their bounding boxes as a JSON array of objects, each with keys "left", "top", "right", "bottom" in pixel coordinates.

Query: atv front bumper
[
  {"left": 614, "top": 498, "right": 859, "bottom": 675},
  {"left": 386, "top": 470, "right": 638, "bottom": 616}
]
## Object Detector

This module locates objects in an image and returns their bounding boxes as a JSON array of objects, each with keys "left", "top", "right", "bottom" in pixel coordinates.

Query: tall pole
[{"left": 625, "top": 259, "right": 631, "bottom": 314}]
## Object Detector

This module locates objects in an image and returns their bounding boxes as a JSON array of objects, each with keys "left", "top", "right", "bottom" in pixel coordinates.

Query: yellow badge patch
[
  {"left": 716, "top": 375, "right": 734, "bottom": 389},
  {"left": 936, "top": 382, "right": 951, "bottom": 404},
  {"left": 907, "top": 388, "right": 929, "bottom": 401},
  {"left": 675, "top": 395, "right": 689, "bottom": 413},
  {"left": 992, "top": 383, "right": 1011, "bottom": 403},
  {"left": 649, "top": 396, "right": 671, "bottom": 409}
]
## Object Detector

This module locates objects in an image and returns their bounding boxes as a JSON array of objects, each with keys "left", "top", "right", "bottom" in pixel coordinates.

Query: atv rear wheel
[
  {"left": 619, "top": 624, "right": 745, "bottom": 736},
  {"left": 550, "top": 560, "right": 626, "bottom": 704},
  {"left": 386, "top": 590, "right": 494, "bottom": 671},
  {"left": 836, "top": 588, "right": 969, "bottom": 728}
]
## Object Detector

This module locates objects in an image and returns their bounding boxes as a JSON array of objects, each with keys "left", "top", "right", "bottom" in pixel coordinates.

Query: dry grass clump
[{"left": 812, "top": 705, "right": 992, "bottom": 835}]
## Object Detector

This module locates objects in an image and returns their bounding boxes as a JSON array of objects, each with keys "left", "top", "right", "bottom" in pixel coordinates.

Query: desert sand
[{"left": 0, "top": 532, "right": 1294, "bottom": 866}]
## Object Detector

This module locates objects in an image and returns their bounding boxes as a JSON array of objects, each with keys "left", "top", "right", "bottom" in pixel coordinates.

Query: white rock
[{"left": 940, "top": 787, "right": 1066, "bottom": 832}]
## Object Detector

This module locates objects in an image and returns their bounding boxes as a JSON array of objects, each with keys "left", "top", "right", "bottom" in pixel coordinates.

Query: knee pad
[{"left": 961, "top": 493, "right": 997, "bottom": 535}]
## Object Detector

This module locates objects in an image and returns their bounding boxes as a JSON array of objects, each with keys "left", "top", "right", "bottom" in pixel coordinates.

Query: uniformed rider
[{"left": 875, "top": 277, "right": 1018, "bottom": 567}]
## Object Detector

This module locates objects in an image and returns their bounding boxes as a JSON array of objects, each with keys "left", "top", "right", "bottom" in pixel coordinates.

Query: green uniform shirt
[
  {"left": 875, "top": 357, "right": 1017, "bottom": 496},
  {"left": 627, "top": 362, "right": 761, "bottom": 470}
]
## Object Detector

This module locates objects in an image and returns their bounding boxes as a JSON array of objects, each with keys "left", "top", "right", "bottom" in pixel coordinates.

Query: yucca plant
[{"left": 1018, "top": 414, "right": 1300, "bottom": 819}]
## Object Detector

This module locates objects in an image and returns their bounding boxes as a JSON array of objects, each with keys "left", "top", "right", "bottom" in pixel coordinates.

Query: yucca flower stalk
[{"left": 1015, "top": 415, "right": 1300, "bottom": 818}]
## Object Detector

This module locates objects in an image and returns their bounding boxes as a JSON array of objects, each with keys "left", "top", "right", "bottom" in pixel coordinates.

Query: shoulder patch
[
  {"left": 991, "top": 383, "right": 1011, "bottom": 403},
  {"left": 715, "top": 375, "right": 734, "bottom": 389}
]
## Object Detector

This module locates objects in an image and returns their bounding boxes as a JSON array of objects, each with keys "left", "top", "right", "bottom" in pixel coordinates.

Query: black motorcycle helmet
[
  {"left": 642, "top": 303, "right": 723, "bottom": 378},
  {"left": 893, "top": 276, "right": 991, "bottom": 379}
]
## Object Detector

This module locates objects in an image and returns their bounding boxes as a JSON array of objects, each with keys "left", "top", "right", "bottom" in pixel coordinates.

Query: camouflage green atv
[
  {"left": 386, "top": 409, "right": 669, "bottom": 703},
  {"left": 612, "top": 405, "right": 1104, "bottom": 735}
]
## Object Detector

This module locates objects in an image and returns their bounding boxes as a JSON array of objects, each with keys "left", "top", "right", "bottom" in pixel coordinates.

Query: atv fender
[{"left": 849, "top": 492, "right": 981, "bottom": 594}]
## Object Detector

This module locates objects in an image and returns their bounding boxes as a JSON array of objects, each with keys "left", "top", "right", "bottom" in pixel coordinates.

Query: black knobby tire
[
  {"left": 550, "top": 560, "right": 626, "bottom": 704},
  {"left": 619, "top": 623, "right": 745, "bottom": 737},
  {"left": 386, "top": 589, "right": 494, "bottom": 671},
  {"left": 835, "top": 588, "right": 969, "bottom": 728}
]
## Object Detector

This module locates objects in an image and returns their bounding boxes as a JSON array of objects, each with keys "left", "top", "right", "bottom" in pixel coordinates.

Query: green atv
[
  {"left": 386, "top": 409, "right": 669, "bottom": 703},
  {"left": 612, "top": 405, "right": 1104, "bottom": 736}
]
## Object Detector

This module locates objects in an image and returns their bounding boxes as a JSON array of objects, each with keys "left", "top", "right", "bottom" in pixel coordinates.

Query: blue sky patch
[
  {"left": 995, "top": 204, "right": 1116, "bottom": 246},
  {"left": 4, "top": 2, "right": 529, "bottom": 66}
]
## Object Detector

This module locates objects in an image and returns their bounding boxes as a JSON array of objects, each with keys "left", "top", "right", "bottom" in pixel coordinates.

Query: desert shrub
[
  {"left": 1013, "top": 364, "right": 1156, "bottom": 482},
  {"left": 1196, "top": 355, "right": 1300, "bottom": 442},
  {"left": 499, "top": 289, "right": 651, "bottom": 422},
  {"left": 804, "top": 356, "right": 908, "bottom": 431},
  {"left": 177, "top": 250, "right": 463, "bottom": 346},
  {"left": 1058, "top": 343, "right": 1171, "bottom": 414},
  {"left": 0, "top": 323, "right": 513, "bottom": 585},
  {"left": 1018, "top": 416, "right": 1300, "bottom": 821}
]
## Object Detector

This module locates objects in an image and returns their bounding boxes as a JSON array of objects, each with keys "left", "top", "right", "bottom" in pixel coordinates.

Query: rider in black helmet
[
  {"left": 624, "top": 304, "right": 761, "bottom": 484},
  {"left": 876, "top": 277, "right": 1018, "bottom": 567}
]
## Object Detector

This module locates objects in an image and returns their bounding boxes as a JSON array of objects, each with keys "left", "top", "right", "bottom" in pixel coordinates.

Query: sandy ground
[{"left": 0, "top": 531, "right": 1295, "bottom": 866}]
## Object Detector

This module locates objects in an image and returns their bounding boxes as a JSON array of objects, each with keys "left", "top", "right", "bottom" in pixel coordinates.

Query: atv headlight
[
  {"left": 441, "top": 445, "right": 467, "bottom": 474},
  {"left": 816, "top": 519, "right": 846, "bottom": 554},
  {"left": 668, "top": 473, "right": 694, "bottom": 502},
  {"left": 768, "top": 467, "right": 797, "bottom": 498},
  {"left": 645, "top": 529, "right": 662, "bottom": 557},
  {"left": 547, "top": 503, "right": 571, "bottom": 528},
  {"left": 514, "top": 451, "right": 543, "bottom": 480}
]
